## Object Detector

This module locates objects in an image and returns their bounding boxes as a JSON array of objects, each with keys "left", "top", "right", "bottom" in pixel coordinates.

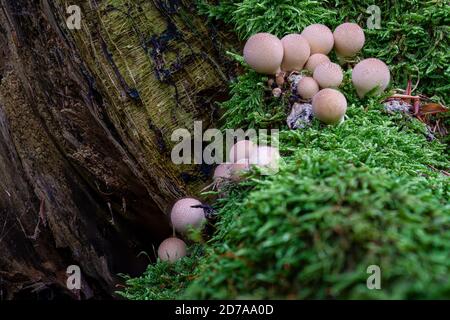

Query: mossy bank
[{"left": 119, "top": 0, "right": 450, "bottom": 299}]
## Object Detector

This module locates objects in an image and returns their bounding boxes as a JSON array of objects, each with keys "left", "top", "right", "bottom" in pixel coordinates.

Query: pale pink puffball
[
  {"left": 333, "top": 23, "right": 365, "bottom": 58},
  {"left": 305, "top": 53, "right": 330, "bottom": 73},
  {"left": 213, "top": 163, "right": 232, "bottom": 181},
  {"left": 313, "top": 62, "right": 343, "bottom": 88},
  {"left": 352, "top": 58, "right": 390, "bottom": 98},
  {"left": 243, "top": 33, "right": 284, "bottom": 75},
  {"left": 158, "top": 237, "right": 187, "bottom": 263},
  {"left": 301, "top": 24, "right": 334, "bottom": 55},
  {"left": 229, "top": 140, "right": 256, "bottom": 163},
  {"left": 312, "top": 88, "right": 347, "bottom": 125},
  {"left": 280, "top": 34, "right": 311, "bottom": 72},
  {"left": 296, "top": 77, "right": 319, "bottom": 99},
  {"left": 248, "top": 146, "right": 281, "bottom": 172},
  {"left": 230, "top": 158, "right": 250, "bottom": 182},
  {"left": 170, "top": 198, "right": 206, "bottom": 233}
]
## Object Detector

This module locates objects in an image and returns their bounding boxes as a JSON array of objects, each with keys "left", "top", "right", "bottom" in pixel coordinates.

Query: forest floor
[{"left": 118, "top": 0, "right": 450, "bottom": 299}]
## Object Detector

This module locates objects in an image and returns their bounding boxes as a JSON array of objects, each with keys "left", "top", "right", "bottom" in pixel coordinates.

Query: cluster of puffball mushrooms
[
  {"left": 157, "top": 23, "right": 392, "bottom": 263},
  {"left": 244, "top": 23, "right": 390, "bottom": 127},
  {"left": 158, "top": 142, "right": 280, "bottom": 263}
]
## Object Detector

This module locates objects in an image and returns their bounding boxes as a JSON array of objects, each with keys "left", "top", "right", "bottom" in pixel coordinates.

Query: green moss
[
  {"left": 120, "top": 0, "right": 450, "bottom": 300},
  {"left": 184, "top": 103, "right": 450, "bottom": 299},
  {"left": 117, "top": 246, "right": 202, "bottom": 300},
  {"left": 201, "top": 0, "right": 450, "bottom": 104}
]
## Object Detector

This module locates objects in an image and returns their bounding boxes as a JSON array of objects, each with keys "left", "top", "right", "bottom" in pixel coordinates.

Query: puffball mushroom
[
  {"left": 313, "top": 62, "right": 343, "bottom": 88},
  {"left": 297, "top": 77, "right": 319, "bottom": 100},
  {"left": 272, "top": 87, "right": 282, "bottom": 98},
  {"left": 312, "top": 88, "right": 347, "bottom": 124},
  {"left": 352, "top": 58, "right": 390, "bottom": 98},
  {"left": 305, "top": 53, "right": 330, "bottom": 73},
  {"left": 301, "top": 24, "right": 334, "bottom": 55},
  {"left": 276, "top": 74, "right": 285, "bottom": 87},
  {"left": 213, "top": 163, "right": 231, "bottom": 181},
  {"left": 229, "top": 140, "right": 256, "bottom": 163},
  {"left": 213, "top": 164, "right": 232, "bottom": 192},
  {"left": 243, "top": 33, "right": 284, "bottom": 75},
  {"left": 280, "top": 34, "right": 310, "bottom": 72},
  {"left": 170, "top": 198, "right": 206, "bottom": 233},
  {"left": 230, "top": 158, "right": 250, "bottom": 182},
  {"left": 249, "top": 146, "right": 280, "bottom": 173},
  {"left": 158, "top": 237, "right": 187, "bottom": 263},
  {"left": 333, "top": 22, "right": 365, "bottom": 58}
]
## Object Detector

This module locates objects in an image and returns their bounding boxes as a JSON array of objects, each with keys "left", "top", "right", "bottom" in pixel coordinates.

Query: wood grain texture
[{"left": 0, "top": 0, "right": 236, "bottom": 299}]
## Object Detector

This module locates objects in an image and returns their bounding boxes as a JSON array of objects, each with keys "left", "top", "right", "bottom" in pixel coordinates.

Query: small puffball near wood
[
  {"left": 313, "top": 62, "right": 343, "bottom": 88},
  {"left": 229, "top": 140, "right": 256, "bottom": 163},
  {"left": 249, "top": 146, "right": 280, "bottom": 173},
  {"left": 213, "top": 164, "right": 232, "bottom": 191},
  {"left": 243, "top": 33, "right": 284, "bottom": 75},
  {"left": 280, "top": 34, "right": 310, "bottom": 72},
  {"left": 214, "top": 163, "right": 231, "bottom": 181},
  {"left": 305, "top": 53, "right": 330, "bottom": 73},
  {"left": 333, "top": 23, "right": 365, "bottom": 58},
  {"left": 230, "top": 158, "right": 250, "bottom": 182},
  {"left": 297, "top": 77, "right": 319, "bottom": 100},
  {"left": 170, "top": 198, "right": 206, "bottom": 233},
  {"left": 301, "top": 24, "right": 334, "bottom": 55},
  {"left": 312, "top": 88, "right": 347, "bottom": 125},
  {"left": 352, "top": 58, "right": 390, "bottom": 98},
  {"left": 158, "top": 237, "right": 187, "bottom": 263}
]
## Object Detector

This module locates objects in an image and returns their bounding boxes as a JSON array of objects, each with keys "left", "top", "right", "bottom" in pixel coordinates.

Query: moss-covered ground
[{"left": 119, "top": 0, "right": 449, "bottom": 299}]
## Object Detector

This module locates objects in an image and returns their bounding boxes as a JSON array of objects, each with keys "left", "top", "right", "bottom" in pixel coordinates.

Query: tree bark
[{"left": 0, "top": 0, "right": 235, "bottom": 299}]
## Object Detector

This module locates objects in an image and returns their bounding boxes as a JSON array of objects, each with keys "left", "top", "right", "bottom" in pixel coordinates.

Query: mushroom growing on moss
[
  {"left": 305, "top": 53, "right": 330, "bottom": 73},
  {"left": 312, "top": 88, "right": 347, "bottom": 124},
  {"left": 313, "top": 62, "right": 343, "bottom": 88},
  {"left": 243, "top": 33, "right": 284, "bottom": 75},
  {"left": 229, "top": 140, "right": 256, "bottom": 163},
  {"left": 272, "top": 87, "right": 282, "bottom": 98},
  {"left": 301, "top": 24, "right": 334, "bottom": 55},
  {"left": 157, "top": 237, "right": 187, "bottom": 263},
  {"left": 280, "top": 34, "right": 310, "bottom": 72},
  {"left": 333, "top": 22, "right": 365, "bottom": 58},
  {"left": 249, "top": 146, "right": 281, "bottom": 173},
  {"left": 297, "top": 77, "right": 319, "bottom": 100},
  {"left": 352, "top": 58, "right": 390, "bottom": 98},
  {"left": 230, "top": 158, "right": 250, "bottom": 182},
  {"left": 214, "top": 163, "right": 231, "bottom": 181},
  {"left": 170, "top": 198, "right": 206, "bottom": 233},
  {"left": 213, "top": 163, "right": 231, "bottom": 188}
]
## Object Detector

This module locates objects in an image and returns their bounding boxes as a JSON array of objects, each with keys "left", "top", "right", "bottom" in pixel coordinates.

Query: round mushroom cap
[
  {"left": 333, "top": 23, "right": 365, "bottom": 57},
  {"left": 243, "top": 33, "right": 284, "bottom": 74},
  {"left": 249, "top": 146, "right": 281, "bottom": 173},
  {"left": 158, "top": 237, "right": 187, "bottom": 263},
  {"left": 297, "top": 77, "right": 319, "bottom": 99},
  {"left": 313, "top": 62, "right": 343, "bottom": 88},
  {"left": 352, "top": 58, "right": 390, "bottom": 98},
  {"left": 272, "top": 87, "right": 282, "bottom": 98},
  {"left": 230, "top": 158, "right": 250, "bottom": 182},
  {"left": 312, "top": 88, "right": 347, "bottom": 124},
  {"left": 213, "top": 163, "right": 231, "bottom": 180},
  {"left": 280, "top": 34, "right": 311, "bottom": 72},
  {"left": 305, "top": 53, "right": 330, "bottom": 72},
  {"left": 170, "top": 198, "right": 206, "bottom": 233},
  {"left": 301, "top": 24, "right": 334, "bottom": 55},
  {"left": 229, "top": 140, "right": 256, "bottom": 163}
]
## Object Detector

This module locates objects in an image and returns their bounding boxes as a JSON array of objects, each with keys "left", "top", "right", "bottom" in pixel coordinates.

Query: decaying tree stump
[{"left": 0, "top": 0, "right": 236, "bottom": 299}]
